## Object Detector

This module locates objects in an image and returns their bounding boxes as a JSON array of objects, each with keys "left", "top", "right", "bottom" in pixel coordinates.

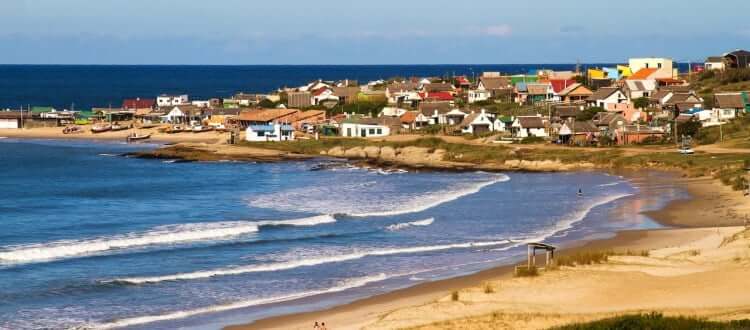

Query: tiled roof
[
  {"left": 628, "top": 68, "right": 658, "bottom": 80},
  {"left": 587, "top": 87, "right": 620, "bottom": 101},
  {"left": 517, "top": 116, "right": 545, "bottom": 128},
  {"left": 239, "top": 109, "right": 300, "bottom": 122},
  {"left": 715, "top": 94, "right": 745, "bottom": 109}
]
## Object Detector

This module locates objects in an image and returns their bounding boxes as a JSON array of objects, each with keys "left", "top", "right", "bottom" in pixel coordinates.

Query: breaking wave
[
  {"left": 0, "top": 215, "right": 335, "bottom": 265},
  {"left": 597, "top": 181, "right": 625, "bottom": 187},
  {"left": 386, "top": 218, "right": 435, "bottom": 231},
  {"left": 91, "top": 274, "right": 388, "bottom": 329},
  {"left": 110, "top": 238, "right": 513, "bottom": 284}
]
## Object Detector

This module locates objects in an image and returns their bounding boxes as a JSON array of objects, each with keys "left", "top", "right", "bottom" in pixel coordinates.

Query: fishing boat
[
  {"left": 111, "top": 123, "right": 129, "bottom": 131},
  {"left": 166, "top": 125, "right": 187, "bottom": 134},
  {"left": 126, "top": 132, "right": 151, "bottom": 142},
  {"left": 62, "top": 125, "right": 84, "bottom": 134},
  {"left": 91, "top": 123, "right": 112, "bottom": 133}
]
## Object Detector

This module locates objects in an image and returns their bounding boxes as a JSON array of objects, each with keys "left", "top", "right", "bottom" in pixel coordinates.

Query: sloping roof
[
  {"left": 331, "top": 86, "right": 360, "bottom": 98},
  {"left": 706, "top": 56, "right": 724, "bottom": 63},
  {"left": 587, "top": 87, "right": 620, "bottom": 101},
  {"left": 419, "top": 102, "right": 452, "bottom": 115},
  {"left": 239, "top": 109, "right": 300, "bottom": 122},
  {"left": 571, "top": 121, "right": 599, "bottom": 133},
  {"left": 550, "top": 79, "right": 577, "bottom": 93},
  {"left": 660, "top": 85, "right": 691, "bottom": 93},
  {"left": 400, "top": 111, "right": 418, "bottom": 124},
  {"left": 479, "top": 76, "right": 510, "bottom": 90},
  {"left": 459, "top": 113, "right": 481, "bottom": 127},
  {"left": 629, "top": 68, "right": 658, "bottom": 80},
  {"left": 312, "top": 88, "right": 331, "bottom": 97},
  {"left": 558, "top": 83, "right": 592, "bottom": 96},
  {"left": 294, "top": 110, "right": 326, "bottom": 121},
  {"left": 527, "top": 83, "right": 550, "bottom": 96},
  {"left": 555, "top": 105, "right": 581, "bottom": 118},
  {"left": 423, "top": 82, "right": 455, "bottom": 93},
  {"left": 592, "top": 112, "right": 623, "bottom": 126},
  {"left": 650, "top": 90, "right": 672, "bottom": 101},
  {"left": 517, "top": 116, "right": 545, "bottom": 128},
  {"left": 667, "top": 93, "right": 700, "bottom": 105},
  {"left": 387, "top": 82, "right": 418, "bottom": 91},
  {"left": 715, "top": 94, "right": 745, "bottom": 109},
  {"left": 423, "top": 92, "right": 454, "bottom": 101}
]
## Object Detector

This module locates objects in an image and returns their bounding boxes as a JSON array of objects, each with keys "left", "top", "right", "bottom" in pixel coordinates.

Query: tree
[
  {"left": 633, "top": 97, "right": 650, "bottom": 109},
  {"left": 258, "top": 98, "right": 277, "bottom": 108},
  {"left": 677, "top": 120, "right": 701, "bottom": 138}
]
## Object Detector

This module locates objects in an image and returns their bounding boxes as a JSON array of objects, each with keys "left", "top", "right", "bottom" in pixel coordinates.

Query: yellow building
[{"left": 587, "top": 68, "right": 606, "bottom": 79}]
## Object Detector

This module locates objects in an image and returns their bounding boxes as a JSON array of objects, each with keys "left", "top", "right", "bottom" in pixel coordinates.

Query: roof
[
  {"left": 587, "top": 87, "right": 620, "bottom": 101},
  {"left": 527, "top": 83, "right": 550, "bottom": 96},
  {"left": 0, "top": 111, "right": 32, "bottom": 119},
  {"left": 123, "top": 98, "right": 155, "bottom": 109},
  {"left": 571, "top": 121, "right": 599, "bottom": 133},
  {"left": 727, "top": 50, "right": 750, "bottom": 57},
  {"left": 400, "top": 111, "right": 418, "bottom": 124},
  {"left": 706, "top": 56, "right": 724, "bottom": 63},
  {"left": 312, "top": 88, "right": 330, "bottom": 97},
  {"left": 423, "top": 91, "right": 454, "bottom": 101},
  {"left": 423, "top": 82, "right": 455, "bottom": 93},
  {"left": 558, "top": 83, "right": 592, "bottom": 96},
  {"left": 331, "top": 86, "right": 360, "bottom": 98},
  {"left": 650, "top": 90, "right": 672, "bottom": 102},
  {"left": 592, "top": 112, "right": 623, "bottom": 126},
  {"left": 238, "top": 109, "right": 300, "bottom": 122},
  {"left": 667, "top": 93, "right": 700, "bottom": 105},
  {"left": 555, "top": 105, "right": 581, "bottom": 118},
  {"left": 419, "top": 102, "right": 453, "bottom": 115},
  {"left": 479, "top": 76, "right": 510, "bottom": 90},
  {"left": 295, "top": 110, "right": 326, "bottom": 121},
  {"left": 629, "top": 68, "right": 658, "bottom": 80},
  {"left": 715, "top": 94, "right": 746, "bottom": 109},
  {"left": 550, "top": 79, "right": 577, "bottom": 93},
  {"left": 387, "top": 82, "right": 418, "bottom": 92},
  {"left": 516, "top": 116, "right": 545, "bottom": 128},
  {"left": 459, "top": 113, "right": 481, "bottom": 127}
]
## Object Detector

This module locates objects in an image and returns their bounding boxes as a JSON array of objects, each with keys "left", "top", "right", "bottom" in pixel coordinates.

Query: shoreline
[{"left": 226, "top": 172, "right": 750, "bottom": 330}]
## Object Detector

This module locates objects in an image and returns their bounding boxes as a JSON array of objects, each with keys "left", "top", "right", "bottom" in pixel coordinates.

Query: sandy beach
[
  {"left": 227, "top": 175, "right": 750, "bottom": 330},
  {"left": 0, "top": 126, "right": 226, "bottom": 144}
]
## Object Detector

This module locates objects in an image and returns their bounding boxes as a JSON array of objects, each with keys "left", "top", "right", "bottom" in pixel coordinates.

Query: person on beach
[
  {"left": 314, "top": 321, "right": 320, "bottom": 329},
  {"left": 321, "top": 322, "right": 328, "bottom": 330}
]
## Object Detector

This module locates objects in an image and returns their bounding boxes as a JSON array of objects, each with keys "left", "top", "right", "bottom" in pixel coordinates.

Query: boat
[
  {"left": 191, "top": 125, "right": 214, "bottom": 133},
  {"left": 111, "top": 123, "right": 129, "bottom": 131},
  {"left": 62, "top": 126, "right": 84, "bottom": 134},
  {"left": 91, "top": 123, "right": 112, "bottom": 133},
  {"left": 166, "top": 125, "right": 187, "bottom": 134},
  {"left": 126, "top": 132, "right": 151, "bottom": 142}
]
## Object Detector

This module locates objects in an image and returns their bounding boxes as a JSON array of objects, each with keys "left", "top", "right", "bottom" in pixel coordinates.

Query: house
[
  {"left": 245, "top": 124, "right": 295, "bottom": 142},
  {"left": 454, "top": 76, "right": 471, "bottom": 89},
  {"left": 287, "top": 91, "right": 313, "bottom": 108},
  {"left": 586, "top": 87, "right": 629, "bottom": 109},
  {"left": 292, "top": 110, "right": 327, "bottom": 131},
  {"left": 558, "top": 121, "right": 599, "bottom": 145},
  {"left": 525, "top": 83, "right": 554, "bottom": 104},
  {"left": 340, "top": 117, "right": 391, "bottom": 138},
  {"left": 477, "top": 76, "right": 511, "bottom": 98},
  {"left": 628, "top": 58, "right": 675, "bottom": 77},
  {"left": 550, "top": 79, "right": 577, "bottom": 101},
  {"left": 724, "top": 50, "right": 750, "bottom": 69},
  {"left": 511, "top": 116, "right": 548, "bottom": 138},
  {"left": 312, "top": 88, "right": 339, "bottom": 106},
  {"left": 615, "top": 125, "right": 665, "bottom": 145},
  {"left": 399, "top": 111, "right": 422, "bottom": 130},
  {"left": 299, "top": 80, "right": 331, "bottom": 92},
  {"left": 628, "top": 68, "right": 673, "bottom": 81},
  {"left": 207, "top": 108, "right": 241, "bottom": 128},
  {"left": 494, "top": 115, "right": 514, "bottom": 132},
  {"left": 557, "top": 83, "right": 593, "bottom": 103},
  {"left": 122, "top": 98, "right": 155, "bottom": 111},
  {"left": 665, "top": 93, "right": 703, "bottom": 112},
  {"left": 459, "top": 109, "right": 495, "bottom": 135},
  {"left": 237, "top": 108, "right": 300, "bottom": 129},
  {"left": 467, "top": 89, "right": 491, "bottom": 103},
  {"left": 379, "top": 107, "right": 408, "bottom": 118},
  {"left": 161, "top": 105, "right": 205, "bottom": 124},
  {"left": 623, "top": 80, "right": 658, "bottom": 99},
  {"left": 0, "top": 111, "right": 30, "bottom": 129},
  {"left": 591, "top": 112, "right": 626, "bottom": 133},
  {"left": 418, "top": 102, "right": 453, "bottom": 125},
  {"left": 421, "top": 91, "right": 455, "bottom": 102},
  {"left": 157, "top": 94, "right": 189, "bottom": 107},
  {"left": 441, "top": 108, "right": 469, "bottom": 126},
  {"left": 553, "top": 105, "right": 582, "bottom": 123},
  {"left": 386, "top": 82, "right": 421, "bottom": 106},
  {"left": 714, "top": 93, "right": 748, "bottom": 120},
  {"left": 332, "top": 86, "right": 360, "bottom": 104}
]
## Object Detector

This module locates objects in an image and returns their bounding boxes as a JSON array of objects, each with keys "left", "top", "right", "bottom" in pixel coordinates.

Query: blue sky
[{"left": 1, "top": 0, "right": 749, "bottom": 64}]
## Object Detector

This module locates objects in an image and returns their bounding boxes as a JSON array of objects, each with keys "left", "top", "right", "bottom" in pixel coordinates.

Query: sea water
[{"left": 0, "top": 139, "right": 686, "bottom": 329}]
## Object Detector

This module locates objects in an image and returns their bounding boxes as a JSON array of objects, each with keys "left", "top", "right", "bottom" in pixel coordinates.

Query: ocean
[
  {"left": 0, "top": 139, "right": 687, "bottom": 329},
  {"left": 0, "top": 64, "right": 691, "bottom": 111}
]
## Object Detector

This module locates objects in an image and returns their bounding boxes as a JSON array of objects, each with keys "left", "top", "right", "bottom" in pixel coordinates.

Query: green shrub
[
  {"left": 519, "top": 136, "right": 545, "bottom": 144},
  {"left": 551, "top": 312, "right": 750, "bottom": 330}
]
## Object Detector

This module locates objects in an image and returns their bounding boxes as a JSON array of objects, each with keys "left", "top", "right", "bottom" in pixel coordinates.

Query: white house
[
  {"left": 439, "top": 108, "right": 468, "bottom": 125},
  {"left": 628, "top": 58, "right": 675, "bottom": 77},
  {"left": 161, "top": 106, "right": 187, "bottom": 123},
  {"left": 312, "top": 88, "right": 338, "bottom": 105},
  {"left": 245, "top": 124, "right": 295, "bottom": 142},
  {"left": 468, "top": 89, "right": 491, "bottom": 103},
  {"left": 623, "top": 80, "right": 658, "bottom": 99},
  {"left": 705, "top": 57, "right": 725, "bottom": 71},
  {"left": 459, "top": 109, "right": 495, "bottom": 135},
  {"left": 299, "top": 80, "right": 331, "bottom": 92},
  {"left": 340, "top": 117, "right": 391, "bottom": 138},
  {"left": 379, "top": 107, "right": 408, "bottom": 118},
  {"left": 586, "top": 87, "right": 629, "bottom": 109},
  {"left": 511, "top": 115, "right": 548, "bottom": 138},
  {"left": 157, "top": 94, "right": 189, "bottom": 107}
]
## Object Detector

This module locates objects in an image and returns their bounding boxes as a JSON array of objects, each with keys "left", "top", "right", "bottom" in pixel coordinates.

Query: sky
[{"left": 1, "top": 0, "right": 749, "bottom": 65}]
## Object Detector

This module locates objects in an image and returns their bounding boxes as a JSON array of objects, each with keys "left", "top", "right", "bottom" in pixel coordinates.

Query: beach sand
[
  {"left": 227, "top": 175, "right": 750, "bottom": 330},
  {"left": 0, "top": 126, "right": 226, "bottom": 144}
]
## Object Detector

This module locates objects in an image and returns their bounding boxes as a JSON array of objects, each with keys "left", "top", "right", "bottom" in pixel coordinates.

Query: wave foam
[
  {"left": 92, "top": 274, "right": 387, "bottom": 329},
  {"left": 386, "top": 218, "right": 435, "bottom": 231},
  {"left": 0, "top": 215, "right": 335, "bottom": 265},
  {"left": 111, "top": 239, "right": 511, "bottom": 284},
  {"left": 349, "top": 174, "right": 509, "bottom": 217},
  {"left": 597, "top": 181, "right": 625, "bottom": 187}
]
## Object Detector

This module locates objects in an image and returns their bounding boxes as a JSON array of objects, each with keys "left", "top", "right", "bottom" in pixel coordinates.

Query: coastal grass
[
  {"left": 555, "top": 250, "right": 650, "bottom": 268},
  {"left": 550, "top": 312, "right": 750, "bottom": 330},
  {"left": 514, "top": 266, "right": 539, "bottom": 277}
]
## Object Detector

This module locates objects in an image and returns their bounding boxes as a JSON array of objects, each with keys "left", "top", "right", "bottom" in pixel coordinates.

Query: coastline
[{"left": 226, "top": 172, "right": 750, "bottom": 330}]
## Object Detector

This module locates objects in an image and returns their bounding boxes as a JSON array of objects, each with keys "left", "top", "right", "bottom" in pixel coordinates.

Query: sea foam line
[
  {"left": 386, "top": 218, "right": 435, "bottom": 231},
  {"left": 349, "top": 174, "right": 509, "bottom": 217},
  {"left": 111, "top": 238, "right": 512, "bottom": 284},
  {"left": 0, "top": 215, "right": 335, "bottom": 265},
  {"left": 89, "top": 273, "right": 388, "bottom": 330}
]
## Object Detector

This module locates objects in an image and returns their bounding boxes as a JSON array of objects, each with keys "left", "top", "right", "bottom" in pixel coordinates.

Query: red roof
[
  {"left": 122, "top": 98, "right": 155, "bottom": 109},
  {"left": 424, "top": 92, "right": 454, "bottom": 101},
  {"left": 628, "top": 68, "right": 658, "bottom": 80},
  {"left": 400, "top": 111, "right": 418, "bottom": 124},
  {"left": 550, "top": 79, "right": 576, "bottom": 93},
  {"left": 312, "top": 88, "right": 330, "bottom": 96},
  {"left": 455, "top": 76, "right": 470, "bottom": 85}
]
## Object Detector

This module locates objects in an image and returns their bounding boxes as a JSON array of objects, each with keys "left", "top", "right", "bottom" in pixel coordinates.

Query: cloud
[{"left": 482, "top": 24, "right": 512, "bottom": 37}]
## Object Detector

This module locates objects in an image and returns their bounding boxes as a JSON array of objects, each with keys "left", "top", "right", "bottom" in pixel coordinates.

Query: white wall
[{"left": 341, "top": 123, "right": 390, "bottom": 137}]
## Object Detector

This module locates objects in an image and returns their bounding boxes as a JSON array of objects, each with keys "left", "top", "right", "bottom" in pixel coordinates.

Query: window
[
  {"left": 376, "top": 128, "right": 382, "bottom": 134},
  {"left": 658, "top": 63, "right": 662, "bottom": 69},
  {"left": 369, "top": 129, "right": 375, "bottom": 135},
  {"left": 347, "top": 128, "right": 352, "bottom": 136}
]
